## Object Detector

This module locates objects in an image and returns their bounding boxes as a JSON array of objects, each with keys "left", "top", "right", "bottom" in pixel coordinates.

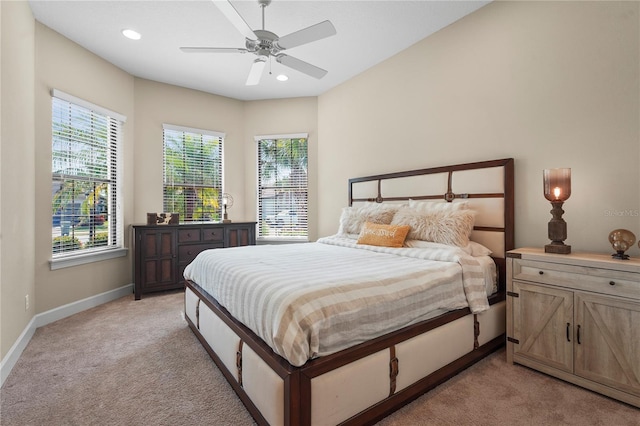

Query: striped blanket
[{"left": 183, "top": 235, "right": 490, "bottom": 366}]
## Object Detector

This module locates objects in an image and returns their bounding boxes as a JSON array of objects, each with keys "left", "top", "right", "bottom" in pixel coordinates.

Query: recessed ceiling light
[
  {"left": 122, "top": 29, "right": 141, "bottom": 40},
  {"left": 276, "top": 74, "right": 289, "bottom": 82}
]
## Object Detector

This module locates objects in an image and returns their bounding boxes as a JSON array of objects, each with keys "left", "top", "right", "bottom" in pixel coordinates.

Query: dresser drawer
[
  {"left": 202, "top": 227, "right": 224, "bottom": 242},
  {"left": 178, "top": 228, "right": 201, "bottom": 243},
  {"left": 178, "top": 243, "right": 224, "bottom": 264},
  {"left": 513, "top": 259, "right": 640, "bottom": 300}
]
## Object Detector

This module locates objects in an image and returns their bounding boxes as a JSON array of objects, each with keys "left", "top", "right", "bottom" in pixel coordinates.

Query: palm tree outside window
[{"left": 162, "top": 124, "right": 224, "bottom": 223}]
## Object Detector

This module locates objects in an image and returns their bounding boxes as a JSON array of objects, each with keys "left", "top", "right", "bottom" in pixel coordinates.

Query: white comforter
[{"left": 183, "top": 235, "right": 491, "bottom": 366}]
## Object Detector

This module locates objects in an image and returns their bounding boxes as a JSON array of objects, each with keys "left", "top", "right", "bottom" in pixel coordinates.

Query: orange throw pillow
[{"left": 357, "top": 222, "right": 410, "bottom": 248}]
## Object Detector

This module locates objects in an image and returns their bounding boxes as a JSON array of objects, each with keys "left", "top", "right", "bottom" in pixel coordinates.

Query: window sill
[
  {"left": 50, "top": 247, "right": 128, "bottom": 270},
  {"left": 257, "top": 238, "right": 309, "bottom": 245}
]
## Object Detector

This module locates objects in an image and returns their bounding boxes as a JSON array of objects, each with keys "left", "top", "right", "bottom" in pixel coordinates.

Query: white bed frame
[{"left": 184, "top": 158, "right": 514, "bottom": 425}]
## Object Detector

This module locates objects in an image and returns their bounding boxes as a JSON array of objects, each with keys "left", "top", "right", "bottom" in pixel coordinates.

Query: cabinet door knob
[
  {"left": 187, "top": 233, "right": 191, "bottom": 237},
  {"left": 539, "top": 271, "right": 544, "bottom": 275},
  {"left": 187, "top": 251, "right": 192, "bottom": 255},
  {"left": 609, "top": 281, "right": 615, "bottom": 286}
]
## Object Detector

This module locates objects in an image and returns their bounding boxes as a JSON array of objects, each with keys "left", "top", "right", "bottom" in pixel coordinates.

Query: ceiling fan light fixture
[
  {"left": 246, "top": 57, "right": 267, "bottom": 86},
  {"left": 122, "top": 29, "right": 141, "bottom": 40}
]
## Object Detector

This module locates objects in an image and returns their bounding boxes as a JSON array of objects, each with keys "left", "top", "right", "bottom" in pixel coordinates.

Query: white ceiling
[{"left": 28, "top": 0, "right": 490, "bottom": 101}]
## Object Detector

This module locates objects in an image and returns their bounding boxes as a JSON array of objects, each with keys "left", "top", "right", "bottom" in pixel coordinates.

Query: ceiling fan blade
[
  {"left": 276, "top": 20, "right": 336, "bottom": 50},
  {"left": 211, "top": 0, "right": 257, "bottom": 40},
  {"left": 246, "top": 57, "right": 266, "bottom": 86},
  {"left": 276, "top": 54, "right": 328, "bottom": 79},
  {"left": 180, "top": 47, "right": 248, "bottom": 54}
]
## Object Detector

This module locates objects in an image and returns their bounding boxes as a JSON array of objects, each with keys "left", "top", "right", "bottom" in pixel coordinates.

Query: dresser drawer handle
[
  {"left": 187, "top": 250, "right": 192, "bottom": 255},
  {"left": 609, "top": 281, "right": 615, "bottom": 286},
  {"left": 538, "top": 271, "right": 544, "bottom": 275}
]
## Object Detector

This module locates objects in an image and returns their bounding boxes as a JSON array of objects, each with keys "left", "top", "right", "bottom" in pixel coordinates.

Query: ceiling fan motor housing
[{"left": 246, "top": 29, "right": 281, "bottom": 57}]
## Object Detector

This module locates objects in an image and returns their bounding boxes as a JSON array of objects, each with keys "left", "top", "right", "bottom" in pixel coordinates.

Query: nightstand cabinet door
[
  {"left": 507, "top": 248, "right": 640, "bottom": 408},
  {"left": 511, "top": 281, "right": 573, "bottom": 373},
  {"left": 574, "top": 292, "right": 640, "bottom": 396},
  {"left": 225, "top": 223, "right": 255, "bottom": 247},
  {"left": 136, "top": 228, "right": 177, "bottom": 299}
]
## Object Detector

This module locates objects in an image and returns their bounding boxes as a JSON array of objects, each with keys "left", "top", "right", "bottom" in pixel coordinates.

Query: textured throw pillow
[
  {"left": 391, "top": 207, "right": 475, "bottom": 247},
  {"left": 338, "top": 203, "right": 400, "bottom": 235},
  {"left": 408, "top": 200, "right": 470, "bottom": 212},
  {"left": 357, "top": 222, "right": 411, "bottom": 248}
]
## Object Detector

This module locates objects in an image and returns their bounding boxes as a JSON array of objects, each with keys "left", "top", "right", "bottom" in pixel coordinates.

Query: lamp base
[
  {"left": 611, "top": 251, "right": 630, "bottom": 260},
  {"left": 222, "top": 219, "right": 232, "bottom": 224},
  {"left": 545, "top": 243, "right": 571, "bottom": 254}
]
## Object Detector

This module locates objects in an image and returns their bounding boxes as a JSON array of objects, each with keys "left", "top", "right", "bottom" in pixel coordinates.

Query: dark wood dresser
[{"left": 133, "top": 222, "right": 256, "bottom": 299}]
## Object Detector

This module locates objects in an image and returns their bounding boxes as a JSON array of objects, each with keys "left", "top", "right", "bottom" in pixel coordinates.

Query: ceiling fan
[{"left": 180, "top": 0, "right": 337, "bottom": 86}]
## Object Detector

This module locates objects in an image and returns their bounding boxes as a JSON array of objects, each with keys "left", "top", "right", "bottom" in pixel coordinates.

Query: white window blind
[
  {"left": 51, "top": 91, "right": 124, "bottom": 258},
  {"left": 163, "top": 124, "right": 224, "bottom": 223},
  {"left": 257, "top": 135, "right": 308, "bottom": 240}
]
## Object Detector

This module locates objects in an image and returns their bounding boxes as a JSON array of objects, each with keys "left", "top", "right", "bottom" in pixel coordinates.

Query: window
[
  {"left": 51, "top": 90, "right": 125, "bottom": 265},
  {"left": 163, "top": 124, "right": 224, "bottom": 223},
  {"left": 257, "top": 134, "right": 308, "bottom": 240}
]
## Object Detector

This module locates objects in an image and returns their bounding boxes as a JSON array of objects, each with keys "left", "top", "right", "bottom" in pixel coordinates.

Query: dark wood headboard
[{"left": 347, "top": 158, "right": 514, "bottom": 292}]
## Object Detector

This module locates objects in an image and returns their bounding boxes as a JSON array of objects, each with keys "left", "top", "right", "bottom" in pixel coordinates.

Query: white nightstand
[{"left": 506, "top": 248, "right": 640, "bottom": 408}]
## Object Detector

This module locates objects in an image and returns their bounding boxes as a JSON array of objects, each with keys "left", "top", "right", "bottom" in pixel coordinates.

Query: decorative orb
[
  {"left": 222, "top": 193, "right": 234, "bottom": 208},
  {"left": 609, "top": 229, "right": 636, "bottom": 260}
]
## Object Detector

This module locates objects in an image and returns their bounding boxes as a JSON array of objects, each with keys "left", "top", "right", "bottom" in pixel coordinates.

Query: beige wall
[
  {"left": 33, "top": 23, "right": 135, "bottom": 313},
  {"left": 132, "top": 86, "right": 318, "bottom": 238},
  {"left": 1, "top": 0, "right": 35, "bottom": 360},
  {"left": 133, "top": 79, "right": 245, "bottom": 222},
  {"left": 318, "top": 1, "right": 640, "bottom": 255}
]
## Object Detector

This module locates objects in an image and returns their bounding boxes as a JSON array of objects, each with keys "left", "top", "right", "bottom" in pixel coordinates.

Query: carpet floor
[{"left": 1, "top": 290, "right": 638, "bottom": 425}]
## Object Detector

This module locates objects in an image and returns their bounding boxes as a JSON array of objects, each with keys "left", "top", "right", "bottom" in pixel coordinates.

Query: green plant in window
[
  {"left": 86, "top": 232, "right": 109, "bottom": 248},
  {"left": 52, "top": 236, "right": 83, "bottom": 253}
]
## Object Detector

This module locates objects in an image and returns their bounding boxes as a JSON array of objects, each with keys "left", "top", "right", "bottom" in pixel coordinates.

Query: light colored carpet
[{"left": 1, "top": 291, "right": 638, "bottom": 425}]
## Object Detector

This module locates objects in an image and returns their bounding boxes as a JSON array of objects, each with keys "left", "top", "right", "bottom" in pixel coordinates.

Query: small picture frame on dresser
[{"left": 146, "top": 212, "right": 179, "bottom": 225}]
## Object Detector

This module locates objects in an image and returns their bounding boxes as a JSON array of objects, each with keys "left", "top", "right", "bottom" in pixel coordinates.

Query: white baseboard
[
  {"left": 0, "top": 316, "right": 36, "bottom": 386},
  {"left": 34, "top": 283, "right": 133, "bottom": 328},
  {"left": 0, "top": 283, "right": 133, "bottom": 387}
]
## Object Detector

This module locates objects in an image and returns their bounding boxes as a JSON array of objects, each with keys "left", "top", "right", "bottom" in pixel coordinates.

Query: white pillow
[
  {"left": 391, "top": 207, "right": 475, "bottom": 247},
  {"left": 466, "top": 241, "right": 492, "bottom": 256},
  {"left": 408, "top": 199, "right": 470, "bottom": 212},
  {"left": 337, "top": 203, "right": 400, "bottom": 235}
]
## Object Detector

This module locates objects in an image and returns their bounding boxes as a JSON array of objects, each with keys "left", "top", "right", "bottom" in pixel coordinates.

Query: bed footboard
[{"left": 185, "top": 281, "right": 505, "bottom": 426}]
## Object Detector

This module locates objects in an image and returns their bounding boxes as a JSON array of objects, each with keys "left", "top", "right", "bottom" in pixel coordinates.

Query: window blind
[
  {"left": 163, "top": 125, "right": 224, "bottom": 223},
  {"left": 51, "top": 92, "right": 123, "bottom": 258},
  {"left": 257, "top": 136, "right": 308, "bottom": 239}
]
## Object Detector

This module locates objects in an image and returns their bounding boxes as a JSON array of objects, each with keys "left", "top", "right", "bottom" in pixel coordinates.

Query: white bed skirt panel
[
  {"left": 184, "top": 287, "right": 506, "bottom": 426},
  {"left": 477, "top": 300, "right": 506, "bottom": 347},
  {"left": 395, "top": 315, "right": 475, "bottom": 393},
  {"left": 311, "top": 349, "right": 390, "bottom": 425}
]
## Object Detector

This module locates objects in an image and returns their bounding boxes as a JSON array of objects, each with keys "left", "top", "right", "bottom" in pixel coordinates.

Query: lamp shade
[{"left": 543, "top": 168, "right": 571, "bottom": 202}]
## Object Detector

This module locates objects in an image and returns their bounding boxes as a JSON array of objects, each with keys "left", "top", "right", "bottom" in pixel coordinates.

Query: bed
[{"left": 183, "top": 158, "right": 514, "bottom": 425}]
